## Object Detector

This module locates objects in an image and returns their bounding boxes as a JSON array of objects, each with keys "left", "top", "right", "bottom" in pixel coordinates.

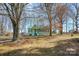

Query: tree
[
  {"left": 45, "top": 3, "right": 53, "bottom": 36},
  {"left": 56, "top": 4, "right": 68, "bottom": 34},
  {"left": 2, "top": 3, "right": 28, "bottom": 41},
  {"left": 72, "top": 3, "right": 79, "bottom": 33},
  {"left": 41, "top": 3, "right": 54, "bottom": 36}
]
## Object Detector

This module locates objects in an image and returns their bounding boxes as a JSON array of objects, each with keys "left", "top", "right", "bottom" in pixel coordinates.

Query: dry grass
[{"left": 0, "top": 34, "right": 79, "bottom": 55}]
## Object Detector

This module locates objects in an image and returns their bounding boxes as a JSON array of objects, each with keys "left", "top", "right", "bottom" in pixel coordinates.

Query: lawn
[{"left": 0, "top": 34, "right": 79, "bottom": 56}]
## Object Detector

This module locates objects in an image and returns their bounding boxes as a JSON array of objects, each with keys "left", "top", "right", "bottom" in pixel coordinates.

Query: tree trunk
[
  {"left": 59, "top": 17, "right": 63, "bottom": 34},
  {"left": 0, "top": 19, "right": 4, "bottom": 35},
  {"left": 73, "top": 20, "right": 74, "bottom": 32},
  {"left": 12, "top": 23, "right": 19, "bottom": 41},
  {"left": 75, "top": 20, "right": 78, "bottom": 33},
  {"left": 0, "top": 23, "right": 3, "bottom": 35},
  {"left": 66, "top": 19, "right": 67, "bottom": 33},
  {"left": 71, "top": 19, "right": 74, "bottom": 36},
  {"left": 49, "top": 20, "right": 52, "bottom": 36},
  {"left": 59, "top": 24, "right": 62, "bottom": 34}
]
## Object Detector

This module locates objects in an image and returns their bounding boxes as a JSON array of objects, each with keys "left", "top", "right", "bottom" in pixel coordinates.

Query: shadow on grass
[
  {"left": 0, "top": 39, "right": 11, "bottom": 44},
  {"left": 1, "top": 38, "right": 79, "bottom": 56}
]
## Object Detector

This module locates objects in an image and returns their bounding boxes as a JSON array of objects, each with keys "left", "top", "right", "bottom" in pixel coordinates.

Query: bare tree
[
  {"left": 56, "top": 4, "right": 68, "bottom": 34},
  {"left": 72, "top": 3, "right": 79, "bottom": 33},
  {"left": 45, "top": 3, "right": 53, "bottom": 36},
  {"left": 40, "top": 3, "right": 54, "bottom": 36},
  {"left": 2, "top": 3, "right": 28, "bottom": 41}
]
